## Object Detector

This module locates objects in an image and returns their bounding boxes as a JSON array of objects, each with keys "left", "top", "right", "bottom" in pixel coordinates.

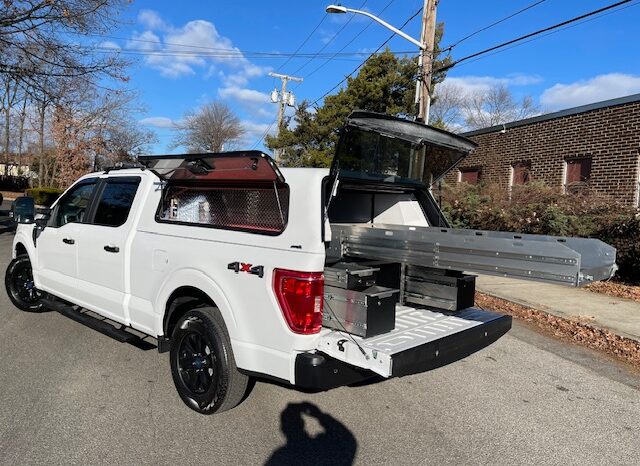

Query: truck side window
[
  {"left": 93, "top": 177, "right": 141, "bottom": 227},
  {"left": 49, "top": 180, "right": 97, "bottom": 228},
  {"left": 158, "top": 183, "right": 289, "bottom": 235}
]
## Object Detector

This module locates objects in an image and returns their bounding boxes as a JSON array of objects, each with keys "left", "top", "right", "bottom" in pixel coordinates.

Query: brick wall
[{"left": 445, "top": 99, "right": 640, "bottom": 205}]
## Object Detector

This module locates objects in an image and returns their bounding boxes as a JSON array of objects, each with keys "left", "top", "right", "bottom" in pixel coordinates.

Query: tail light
[{"left": 273, "top": 269, "right": 324, "bottom": 334}]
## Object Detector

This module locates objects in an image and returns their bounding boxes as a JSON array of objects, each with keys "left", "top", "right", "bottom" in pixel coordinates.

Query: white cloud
[
  {"left": 218, "top": 86, "right": 270, "bottom": 106},
  {"left": 242, "top": 120, "right": 275, "bottom": 142},
  {"left": 540, "top": 73, "right": 640, "bottom": 110},
  {"left": 99, "top": 40, "right": 120, "bottom": 50},
  {"left": 138, "top": 10, "right": 166, "bottom": 30},
  {"left": 139, "top": 117, "right": 176, "bottom": 129},
  {"left": 129, "top": 13, "right": 267, "bottom": 80},
  {"left": 443, "top": 73, "right": 543, "bottom": 95}
]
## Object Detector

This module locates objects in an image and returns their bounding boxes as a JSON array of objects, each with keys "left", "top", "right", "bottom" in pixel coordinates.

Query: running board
[
  {"left": 42, "top": 297, "right": 155, "bottom": 349},
  {"left": 328, "top": 223, "right": 617, "bottom": 287}
]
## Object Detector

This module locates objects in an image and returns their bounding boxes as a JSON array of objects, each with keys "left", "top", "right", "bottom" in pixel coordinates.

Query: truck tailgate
[{"left": 317, "top": 306, "right": 511, "bottom": 378}]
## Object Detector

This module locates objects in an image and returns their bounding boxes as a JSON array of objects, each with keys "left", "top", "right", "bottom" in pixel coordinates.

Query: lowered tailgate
[{"left": 317, "top": 306, "right": 511, "bottom": 378}]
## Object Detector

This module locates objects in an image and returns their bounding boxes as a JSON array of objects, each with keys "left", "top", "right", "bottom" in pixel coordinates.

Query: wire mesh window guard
[{"left": 159, "top": 183, "right": 289, "bottom": 235}]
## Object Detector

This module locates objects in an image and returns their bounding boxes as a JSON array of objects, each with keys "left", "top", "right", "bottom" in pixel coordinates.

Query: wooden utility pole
[
  {"left": 416, "top": 0, "right": 438, "bottom": 123},
  {"left": 268, "top": 72, "right": 303, "bottom": 161}
]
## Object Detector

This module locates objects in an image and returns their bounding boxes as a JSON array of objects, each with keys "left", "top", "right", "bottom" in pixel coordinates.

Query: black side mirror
[{"left": 12, "top": 196, "right": 36, "bottom": 224}]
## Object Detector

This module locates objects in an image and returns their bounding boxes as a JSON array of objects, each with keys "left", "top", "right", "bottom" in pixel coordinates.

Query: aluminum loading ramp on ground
[{"left": 328, "top": 223, "right": 617, "bottom": 287}]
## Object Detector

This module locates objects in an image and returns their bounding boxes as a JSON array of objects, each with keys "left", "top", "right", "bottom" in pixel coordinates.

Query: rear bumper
[{"left": 294, "top": 313, "right": 512, "bottom": 390}]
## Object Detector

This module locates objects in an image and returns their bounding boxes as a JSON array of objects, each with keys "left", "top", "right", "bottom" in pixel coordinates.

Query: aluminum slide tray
[{"left": 328, "top": 223, "right": 617, "bottom": 287}]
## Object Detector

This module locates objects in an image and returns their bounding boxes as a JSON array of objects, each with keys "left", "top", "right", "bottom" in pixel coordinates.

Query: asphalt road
[{"left": 0, "top": 233, "right": 638, "bottom": 466}]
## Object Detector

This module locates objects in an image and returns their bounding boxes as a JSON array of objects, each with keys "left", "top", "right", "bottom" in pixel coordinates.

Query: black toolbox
[
  {"left": 404, "top": 266, "right": 475, "bottom": 311},
  {"left": 324, "top": 262, "right": 379, "bottom": 290},
  {"left": 323, "top": 285, "right": 398, "bottom": 338}
]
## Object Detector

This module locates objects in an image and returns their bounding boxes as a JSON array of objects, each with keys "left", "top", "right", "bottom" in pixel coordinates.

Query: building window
[
  {"left": 512, "top": 162, "right": 531, "bottom": 186},
  {"left": 459, "top": 168, "right": 481, "bottom": 184},
  {"left": 565, "top": 157, "right": 592, "bottom": 185}
]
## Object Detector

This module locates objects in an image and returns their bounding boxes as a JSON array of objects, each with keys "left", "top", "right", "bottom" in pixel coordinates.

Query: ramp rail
[{"left": 328, "top": 223, "right": 616, "bottom": 287}]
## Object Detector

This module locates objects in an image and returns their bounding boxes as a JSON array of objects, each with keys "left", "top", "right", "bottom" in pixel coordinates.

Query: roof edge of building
[{"left": 461, "top": 93, "right": 640, "bottom": 137}]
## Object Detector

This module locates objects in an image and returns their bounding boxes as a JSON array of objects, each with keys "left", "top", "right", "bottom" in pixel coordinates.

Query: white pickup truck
[{"left": 5, "top": 111, "right": 616, "bottom": 414}]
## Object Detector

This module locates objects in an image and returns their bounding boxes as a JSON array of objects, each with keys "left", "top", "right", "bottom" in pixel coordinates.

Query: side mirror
[{"left": 12, "top": 196, "right": 37, "bottom": 224}]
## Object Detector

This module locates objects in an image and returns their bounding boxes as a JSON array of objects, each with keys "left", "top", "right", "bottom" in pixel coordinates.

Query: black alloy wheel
[
  {"left": 169, "top": 307, "right": 249, "bottom": 414},
  {"left": 177, "top": 331, "right": 217, "bottom": 395},
  {"left": 5, "top": 255, "right": 44, "bottom": 312}
]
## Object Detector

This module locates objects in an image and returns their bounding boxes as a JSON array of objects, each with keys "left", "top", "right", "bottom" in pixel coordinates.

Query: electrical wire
[
  {"left": 250, "top": 116, "right": 278, "bottom": 150},
  {"left": 290, "top": 0, "right": 369, "bottom": 76},
  {"left": 276, "top": 15, "right": 328, "bottom": 73},
  {"left": 441, "top": 0, "right": 548, "bottom": 52},
  {"left": 435, "top": 0, "right": 635, "bottom": 74},
  {"left": 310, "top": 7, "right": 423, "bottom": 107},
  {"left": 300, "top": 0, "right": 397, "bottom": 83}
]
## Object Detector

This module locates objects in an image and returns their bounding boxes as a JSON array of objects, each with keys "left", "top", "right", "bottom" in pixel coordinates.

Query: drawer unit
[
  {"left": 323, "top": 285, "right": 398, "bottom": 338},
  {"left": 404, "top": 266, "right": 475, "bottom": 311},
  {"left": 324, "top": 262, "right": 380, "bottom": 290}
]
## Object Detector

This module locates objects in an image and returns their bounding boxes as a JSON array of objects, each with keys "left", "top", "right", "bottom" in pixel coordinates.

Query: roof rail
[{"left": 103, "top": 162, "right": 145, "bottom": 174}]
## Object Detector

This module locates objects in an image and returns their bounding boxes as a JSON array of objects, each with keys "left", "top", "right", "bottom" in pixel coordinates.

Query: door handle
[
  {"left": 62, "top": 238, "right": 75, "bottom": 245},
  {"left": 104, "top": 245, "right": 120, "bottom": 253}
]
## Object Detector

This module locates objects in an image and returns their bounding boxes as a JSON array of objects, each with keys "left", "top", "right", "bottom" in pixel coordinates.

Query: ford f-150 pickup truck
[{"left": 5, "top": 111, "right": 617, "bottom": 414}]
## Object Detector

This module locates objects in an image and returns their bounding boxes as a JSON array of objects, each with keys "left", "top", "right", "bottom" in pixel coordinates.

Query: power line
[
  {"left": 436, "top": 0, "right": 635, "bottom": 73},
  {"left": 290, "top": 0, "right": 369, "bottom": 76},
  {"left": 300, "top": 0, "right": 397, "bottom": 83},
  {"left": 276, "top": 15, "right": 328, "bottom": 73},
  {"left": 310, "top": 7, "right": 423, "bottom": 107},
  {"left": 87, "top": 46, "right": 415, "bottom": 60},
  {"left": 441, "top": 0, "right": 639, "bottom": 72},
  {"left": 441, "top": 0, "right": 548, "bottom": 52},
  {"left": 251, "top": 116, "right": 278, "bottom": 150}
]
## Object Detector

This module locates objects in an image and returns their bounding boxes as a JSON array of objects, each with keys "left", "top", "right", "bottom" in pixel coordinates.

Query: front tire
[
  {"left": 169, "top": 306, "right": 249, "bottom": 414},
  {"left": 5, "top": 255, "right": 44, "bottom": 312}
]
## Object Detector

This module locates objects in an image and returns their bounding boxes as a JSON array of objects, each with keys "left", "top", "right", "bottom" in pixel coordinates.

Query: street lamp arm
[{"left": 330, "top": 6, "right": 425, "bottom": 50}]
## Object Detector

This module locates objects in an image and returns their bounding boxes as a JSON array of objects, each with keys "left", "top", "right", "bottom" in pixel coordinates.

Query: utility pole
[
  {"left": 268, "top": 72, "right": 303, "bottom": 161},
  {"left": 416, "top": 0, "right": 438, "bottom": 123}
]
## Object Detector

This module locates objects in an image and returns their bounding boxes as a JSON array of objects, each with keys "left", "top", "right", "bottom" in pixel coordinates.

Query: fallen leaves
[
  {"left": 476, "top": 292, "right": 640, "bottom": 367},
  {"left": 585, "top": 281, "right": 640, "bottom": 303}
]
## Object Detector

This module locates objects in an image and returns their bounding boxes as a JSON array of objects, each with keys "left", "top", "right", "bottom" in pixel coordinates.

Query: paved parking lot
[{"left": 0, "top": 232, "right": 638, "bottom": 465}]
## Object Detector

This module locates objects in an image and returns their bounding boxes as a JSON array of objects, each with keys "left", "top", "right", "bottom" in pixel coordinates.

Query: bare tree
[
  {"left": 172, "top": 102, "right": 245, "bottom": 153},
  {"left": 430, "top": 82, "right": 466, "bottom": 131},
  {"left": 464, "top": 83, "right": 539, "bottom": 130},
  {"left": 0, "top": 1, "right": 129, "bottom": 94}
]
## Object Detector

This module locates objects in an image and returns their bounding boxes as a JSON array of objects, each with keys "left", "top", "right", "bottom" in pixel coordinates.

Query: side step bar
[
  {"left": 328, "top": 223, "right": 617, "bottom": 287},
  {"left": 42, "top": 297, "right": 156, "bottom": 350}
]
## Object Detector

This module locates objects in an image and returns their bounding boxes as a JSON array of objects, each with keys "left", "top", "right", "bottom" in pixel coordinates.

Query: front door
[{"left": 35, "top": 179, "right": 98, "bottom": 301}]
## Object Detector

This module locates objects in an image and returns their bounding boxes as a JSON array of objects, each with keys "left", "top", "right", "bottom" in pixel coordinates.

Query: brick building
[{"left": 446, "top": 94, "right": 640, "bottom": 205}]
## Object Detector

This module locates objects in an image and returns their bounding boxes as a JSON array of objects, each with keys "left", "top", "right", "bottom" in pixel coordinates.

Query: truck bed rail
[{"left": 328, "top": 223, "right": 616, "bottom": 287}]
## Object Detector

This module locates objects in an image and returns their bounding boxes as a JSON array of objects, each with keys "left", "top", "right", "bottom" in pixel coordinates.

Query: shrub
[
  {"left": 440, "top": 182, "right": 640, "bottom": 283},
  {"left": 25, "top": 187, "right": 64, "bottom": 207}
]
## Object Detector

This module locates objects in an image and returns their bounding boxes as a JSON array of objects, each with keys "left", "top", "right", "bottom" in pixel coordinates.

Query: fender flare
[{"left": 154, "top": 268, "right": 238, "bottom": 339}]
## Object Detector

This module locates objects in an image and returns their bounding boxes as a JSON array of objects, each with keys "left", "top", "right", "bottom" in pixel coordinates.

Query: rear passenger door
[{"left": 74, "top": 176, "right": 141, "bottom": 324}]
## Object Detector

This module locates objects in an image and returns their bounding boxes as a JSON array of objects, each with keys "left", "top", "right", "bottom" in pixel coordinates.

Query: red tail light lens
[{"left": 273, "top": 269, "right": 324, "bottom": 334}]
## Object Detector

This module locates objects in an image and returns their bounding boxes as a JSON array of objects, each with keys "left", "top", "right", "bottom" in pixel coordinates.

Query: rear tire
[
  {"left": 5, "top": 255, "right": 44, "bottom": 312},
  {"left": 169, "top": 306, "right": 249, "bottom": 414}
]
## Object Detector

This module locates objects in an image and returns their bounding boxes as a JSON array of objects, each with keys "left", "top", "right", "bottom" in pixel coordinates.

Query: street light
[{"left": 325, "top": 3, "right": 430, "bottom": 122}]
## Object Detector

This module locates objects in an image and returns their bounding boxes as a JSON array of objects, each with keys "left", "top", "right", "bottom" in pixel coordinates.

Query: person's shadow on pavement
[{"left": 265, "top": 402, "right": 357, "bottom": 466}]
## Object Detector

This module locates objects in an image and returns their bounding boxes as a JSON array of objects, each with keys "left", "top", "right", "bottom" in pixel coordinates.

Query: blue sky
[{"left": 93, "top": 0, "right": 640, "bottom": 153}]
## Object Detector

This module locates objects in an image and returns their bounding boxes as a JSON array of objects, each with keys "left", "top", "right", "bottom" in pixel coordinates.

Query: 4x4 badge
[{"left": 227, "top": 262, "right": 264, "bottom": 278}]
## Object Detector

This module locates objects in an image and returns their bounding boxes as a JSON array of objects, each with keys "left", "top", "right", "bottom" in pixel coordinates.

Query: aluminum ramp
[{"left": 328, "top": 223, "right": 616, "bottom": 287}]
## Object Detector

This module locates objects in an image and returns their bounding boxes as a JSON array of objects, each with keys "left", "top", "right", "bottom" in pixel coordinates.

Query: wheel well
[
  {"left": 163, "top": 286, "right": 216, "bottom": 338},
  {"left": 15, "top": 243, "right": 27, "bottom": 258}
]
